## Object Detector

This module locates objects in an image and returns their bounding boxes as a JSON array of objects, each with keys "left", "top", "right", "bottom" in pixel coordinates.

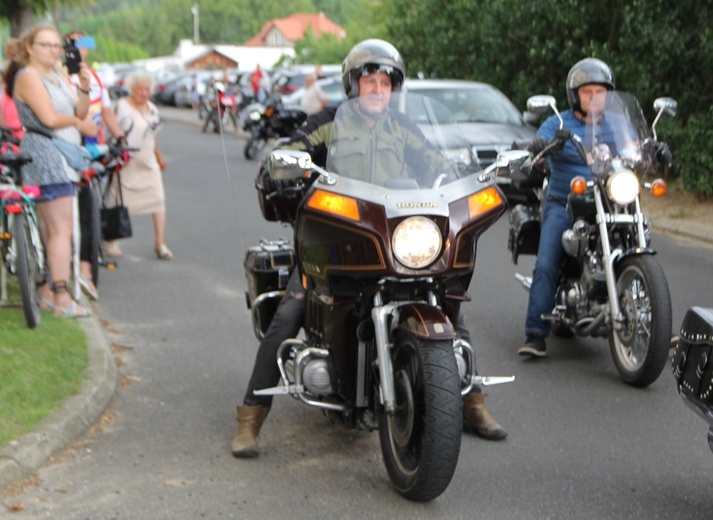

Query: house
[
  {"left": 245, "top": 12, "right": 346, "bottom": 47},
  {"left": 173, "top": 40, "right": 295, "bottom": 71}
]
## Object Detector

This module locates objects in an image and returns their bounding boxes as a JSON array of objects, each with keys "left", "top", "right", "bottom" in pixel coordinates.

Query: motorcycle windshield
[
  {"left": 583, "top": 91, "right": 654, "bottom": 171},
  {"left": 325, "top": 93, "right": 477, "bottom": 189}
]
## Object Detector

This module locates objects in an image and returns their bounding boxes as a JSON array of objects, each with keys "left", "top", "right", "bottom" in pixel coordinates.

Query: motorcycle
[
  {"left": 509, "top": 91, "right": 677, "bottom": 387},
  {"left": 241, "top": 93, "right": 307, "bottom": 160},
  {"left": 243, "top": 94, "right": 518, "bottom": 501},
  {"left": 671, "top": 306, "right": 713, "bottom": 455},
  {"left": 202, "top": 82, "right": 239, "bottom": 134}
]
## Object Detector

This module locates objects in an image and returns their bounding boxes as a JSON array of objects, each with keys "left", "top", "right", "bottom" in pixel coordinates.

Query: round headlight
[
  {"left": 392, "top": 216, "right": 442, "bottom": 269},
  {"left": 249, "top": 110, "right": 262, "bottom": 121},
  {"left": 607, "top": 170, "right": 639, "bottom": 205}
]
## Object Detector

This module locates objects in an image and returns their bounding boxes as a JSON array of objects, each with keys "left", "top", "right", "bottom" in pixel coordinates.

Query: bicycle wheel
[{"left": 14, "top": 211, "right": 41, "bottom": 328}]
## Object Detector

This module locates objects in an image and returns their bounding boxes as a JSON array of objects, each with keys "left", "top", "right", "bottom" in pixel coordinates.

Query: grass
[{"left": 0, "top": 277, "right": 87, "bottom": 448}]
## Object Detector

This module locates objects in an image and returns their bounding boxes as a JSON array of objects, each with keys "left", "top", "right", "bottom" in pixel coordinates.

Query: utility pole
[{"left": 191, "top": 3, "right": 200, "bottom": 44}]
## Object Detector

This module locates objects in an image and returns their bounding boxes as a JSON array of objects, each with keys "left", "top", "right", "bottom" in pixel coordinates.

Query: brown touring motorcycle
[{"left": 244, "top": 94, "right": 520, "bottom": 501}]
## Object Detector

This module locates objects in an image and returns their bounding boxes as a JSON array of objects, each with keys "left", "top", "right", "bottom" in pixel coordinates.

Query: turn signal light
[
  {"left": 467, "top": 186, "right": 504, "bottom": 220},
  {"left": 650, "top": 179, "right": 667, "bottom": 197},
  {"left": 307, "top": 189, "right": 360, "bottom": 221},
  {"left": 570, "top": 176, "right": 588, "bottom": 195}
]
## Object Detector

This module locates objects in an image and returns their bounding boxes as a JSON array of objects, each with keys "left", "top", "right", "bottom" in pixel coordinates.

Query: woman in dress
[
  {"left": 5, "top": 24, "right": 97, "bottom": 317},
  {"left": 105, "top": 71, "right": 171, "bottom": 259}
]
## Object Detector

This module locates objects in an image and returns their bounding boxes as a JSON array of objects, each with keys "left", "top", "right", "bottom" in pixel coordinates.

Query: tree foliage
[{"left": 386, "top": 0, "right": 713, "bottom": 197}]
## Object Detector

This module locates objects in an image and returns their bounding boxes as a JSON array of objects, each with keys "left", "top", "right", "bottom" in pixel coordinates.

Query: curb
[{"left": 0, "top": 308, "right": 117, "bottom": 492}]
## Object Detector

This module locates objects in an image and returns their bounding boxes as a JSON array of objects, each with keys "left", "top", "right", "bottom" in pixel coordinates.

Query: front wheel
[
  {"left": 14, "top": 212, "right": 41, "bottom": 328},
  {"left": 609, "top": 255, "right": 671, "bottom": 387},
  {"left": 244, "top": 135, "right": 266, "bottom": 160},
  {"left": 378, "top": 331, "right": 462, "bottom": 502}
]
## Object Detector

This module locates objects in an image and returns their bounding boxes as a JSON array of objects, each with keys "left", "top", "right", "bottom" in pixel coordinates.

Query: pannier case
[
  {"left": 672, "top": 306, "right": 713, "bottom": 453},
  {"left": 244, "top": 239, "right": 296, "bottom": 339},
  {"left": 507, "top": 203, "right": 540, "bottom": 264}
]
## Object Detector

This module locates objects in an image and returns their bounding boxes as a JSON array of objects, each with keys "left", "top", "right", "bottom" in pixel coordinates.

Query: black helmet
[
  {"left": 341, "top": 39, "right": 405, "bottom": 99},
  {"left": 566, "top": 58, "right": 615, "bottom": 111}
]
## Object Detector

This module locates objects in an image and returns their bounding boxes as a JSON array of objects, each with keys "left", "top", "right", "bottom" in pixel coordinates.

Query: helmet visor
[{"left": 359, "top": 63, "right": 397, "bottom": 77}]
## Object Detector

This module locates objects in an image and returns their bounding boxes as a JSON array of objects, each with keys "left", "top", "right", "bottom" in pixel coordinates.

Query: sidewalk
[{"left": 1, "top": 106, "right": 710, "bottom": 493}]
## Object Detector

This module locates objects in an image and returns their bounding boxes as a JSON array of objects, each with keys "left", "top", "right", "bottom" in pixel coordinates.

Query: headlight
[
  {"left": 442, "top": 147, "right": 472, "bottom": 165},
  {"left": 606, "top": 170, "right": 639, "bottom": 205},
  {"left": 249, "top": 110, "right": 262, "bottom": 121},
  {"left": 392, "top": 216, "right": 442, "bottom": 269}
]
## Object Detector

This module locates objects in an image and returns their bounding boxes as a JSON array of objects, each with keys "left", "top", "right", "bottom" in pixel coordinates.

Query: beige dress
[{"left": 114, "top": 98, "right": 165, "bottom": 214}]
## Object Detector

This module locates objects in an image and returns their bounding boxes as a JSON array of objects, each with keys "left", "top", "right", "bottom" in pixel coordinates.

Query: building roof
[
  {"left": 245, "top": 12, "right": 346, "bottom": 47},
  {"left": 174, "top": 40, "right": 295, "bottom": 71}
]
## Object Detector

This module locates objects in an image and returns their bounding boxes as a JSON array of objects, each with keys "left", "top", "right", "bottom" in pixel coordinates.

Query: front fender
[
  {"left": 395, "top": 303, "right": 456, "bottom": 340},
  {"left": 614, "top": 247, "right": 657, "bottom": 266}
]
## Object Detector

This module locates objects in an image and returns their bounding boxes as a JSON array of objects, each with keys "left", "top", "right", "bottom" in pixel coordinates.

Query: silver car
[{"left": 402, "top": 79, "right": 537, "bottom": 201}]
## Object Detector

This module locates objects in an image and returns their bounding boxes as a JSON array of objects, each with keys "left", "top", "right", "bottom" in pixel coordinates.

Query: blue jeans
[{"left": 525, "top": 200, "right": 572, "bottom": 337}]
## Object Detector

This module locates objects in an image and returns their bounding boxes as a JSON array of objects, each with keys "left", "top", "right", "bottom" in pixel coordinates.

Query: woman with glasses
[
  {"left": 4, "top": 23, "right": 97, "bottom": 317},
  {"left": 110, "top": 71, "right": 172, "bottom": 260}
]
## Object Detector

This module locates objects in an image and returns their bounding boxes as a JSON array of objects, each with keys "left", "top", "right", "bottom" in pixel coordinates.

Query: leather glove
[
  {"left": 655, "top": 141, "right": 672, "bottom": 167},
  {"left": 527, "top": 136, "right": 549, "bottom": 157}
]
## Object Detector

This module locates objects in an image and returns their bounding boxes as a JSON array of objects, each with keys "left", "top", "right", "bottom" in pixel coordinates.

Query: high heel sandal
[{"left": 51, "top": 280, "right": 92, "bottom": 318}]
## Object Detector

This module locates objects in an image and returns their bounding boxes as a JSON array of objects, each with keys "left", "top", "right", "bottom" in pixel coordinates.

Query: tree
[{"left": 0, "top": 0, "right": 85, "bottom": 36}]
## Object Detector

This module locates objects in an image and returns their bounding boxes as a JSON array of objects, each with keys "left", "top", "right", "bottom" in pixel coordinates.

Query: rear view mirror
[
  {"left": 653, "top": 97, "right": 677, "bottom": 118},
  {"left": 527, "top": 95, "right": 557, "bottom": 115},
  {"left": 267, "top": 149, "right": 313, "bottom": 180}
]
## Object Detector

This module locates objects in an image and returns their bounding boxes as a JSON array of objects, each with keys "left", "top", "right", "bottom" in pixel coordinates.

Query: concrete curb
[{"left": 0, "top": 309, "right": 117, "bottom": 491}]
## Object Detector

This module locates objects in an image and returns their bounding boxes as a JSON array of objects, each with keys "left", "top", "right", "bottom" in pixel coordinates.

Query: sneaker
[{"left": 518, "top": 334, "right": 546, "bottom": 357}]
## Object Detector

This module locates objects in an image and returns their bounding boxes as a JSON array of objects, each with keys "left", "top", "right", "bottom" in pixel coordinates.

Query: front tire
[
  {"left": 14, "top": 212, "right": 41, "bottom": 328},
  {"left": 244, "top": 135, "right": 266, "bottom": 160},
  {"left": 608, "top": 255, "right": 671, "bottom": 387},
  {"left": 378, "top": 331, "right": 462, "bottom": 501}
]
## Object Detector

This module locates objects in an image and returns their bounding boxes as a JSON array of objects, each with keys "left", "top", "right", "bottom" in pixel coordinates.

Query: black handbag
[{"left": 101, "top": 171, "right": 133, "bottom": 240}]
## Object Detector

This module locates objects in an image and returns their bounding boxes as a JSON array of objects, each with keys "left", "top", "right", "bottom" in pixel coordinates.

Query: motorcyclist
[
  {"left": 232, "top": 39, "right": 507, "bottom": 459},
  {"left": 518, "top": 58, "right": 671, "bottom": 357}
]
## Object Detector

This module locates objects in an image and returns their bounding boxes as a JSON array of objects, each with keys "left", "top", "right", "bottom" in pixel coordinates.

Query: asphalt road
[{"left": 2, "top": 117, "right": 712, "bottom": 519}]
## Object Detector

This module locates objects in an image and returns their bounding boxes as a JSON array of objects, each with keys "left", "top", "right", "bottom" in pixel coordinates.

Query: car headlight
[
  {"left": 249, "top": 110, "right": 262, "bottom": 121},
  {"left": 392, "top": 216, "right": 442, "bottom": 269},
  {"left": 442, "top": 147, "right": 472, "bottom": 165},
  {"left": 606, "top": 170, "right": 639, "bottom": 205}
]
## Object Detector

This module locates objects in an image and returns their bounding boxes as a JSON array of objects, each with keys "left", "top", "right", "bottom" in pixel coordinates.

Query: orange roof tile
[{"left": 245, "top": 12, "right": 345, "bottom": 46}]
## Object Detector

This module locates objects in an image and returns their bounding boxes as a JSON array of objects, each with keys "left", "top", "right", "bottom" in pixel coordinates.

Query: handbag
[
  {"left": 101, "top": 171, "right": 132, "bottom": 240},
  {"left": 24, "top": 125, "right": 91, "bottom": 172}
]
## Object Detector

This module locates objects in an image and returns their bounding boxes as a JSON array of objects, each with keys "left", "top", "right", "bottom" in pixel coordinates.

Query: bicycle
[
  {"left": 77, "top": 141, "right": 136, "bottom": 292},
  {"left": 0, "top": 129, "right": 48, "bottom": 328}
]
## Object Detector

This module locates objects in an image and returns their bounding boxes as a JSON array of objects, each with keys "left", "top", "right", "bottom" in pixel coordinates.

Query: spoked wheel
[
  {"left": 378, "top": 330, "right": 462, "bottom": 502},
  {"left": 244, "top": 136, "right": 266, "bottom": 160},
  {"left": 609, "top": 255, "right": 672, "bottom": 387},
  {"left": 14, "top": 212, "right": 42, "bottom": 328}
]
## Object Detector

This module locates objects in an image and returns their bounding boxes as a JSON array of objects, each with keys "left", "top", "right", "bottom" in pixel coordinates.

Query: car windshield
[
  {"left": 325, "top": 93, "right": 476, "bottom": 189},
  {"left": 408, "top": 86, "right": 524, "bottom": 125}
]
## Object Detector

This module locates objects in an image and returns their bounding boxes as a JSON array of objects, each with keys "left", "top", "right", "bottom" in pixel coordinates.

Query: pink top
[{"left": 1, "top": 90, "right": 24, "bottom": 153}]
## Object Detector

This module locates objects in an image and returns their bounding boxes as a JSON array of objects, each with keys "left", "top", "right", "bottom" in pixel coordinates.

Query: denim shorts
[{"left": 39, "top": 182, "right": 76, "bottom": 200}]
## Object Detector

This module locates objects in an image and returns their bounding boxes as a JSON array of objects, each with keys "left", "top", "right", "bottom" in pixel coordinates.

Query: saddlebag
[
  {"left": 672, "top": 307, "right": 713, "bottom": 408},
  {"left": 244, "top": 239, "right": 296, "bottom": 339},
  {"left": 507, "top": 203, "right": 540, "bottom": 264}
]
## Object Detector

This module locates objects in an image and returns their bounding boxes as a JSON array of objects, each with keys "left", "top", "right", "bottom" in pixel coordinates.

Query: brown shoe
[
  {"left": 231, "top": 405, "right": 268, "bottom": 458},
  {"left": 463, "top": 393, "right": 507, "bottom": 440}
]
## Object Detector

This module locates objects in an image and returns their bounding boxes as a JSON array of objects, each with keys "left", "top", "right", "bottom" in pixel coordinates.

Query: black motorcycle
[
  {"left": 510, "top": 91, "right": 677, "bottom": 387},
  {"left": 241, "top": 93, "right": 307, "bottom": 160}
]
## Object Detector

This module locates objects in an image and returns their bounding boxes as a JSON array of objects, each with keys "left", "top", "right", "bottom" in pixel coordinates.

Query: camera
[{"left": 63, "top": 38, "right": 81, "bottom": 75}]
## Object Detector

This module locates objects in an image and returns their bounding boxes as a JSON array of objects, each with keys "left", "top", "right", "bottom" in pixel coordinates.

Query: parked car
[
  {"left": 270, "top": 64, "right": 341, "bottom": 95},
  {"left": 281, "top": 75, "right": 347, "bottom": 110},
  {"left": 152, "top": 73, "right": 193, "bottom": 106},
  {"left": 402, "top": 79, "right": 537, "bottom": 202}
]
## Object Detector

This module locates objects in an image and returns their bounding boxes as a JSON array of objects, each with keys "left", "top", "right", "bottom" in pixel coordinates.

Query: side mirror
[
  {"left": 527, "top": 95, "right": 557, "bottom": 115},
  {"left": 267, "top": 149, "right": 313, "bottom": 180},
  {"left": 653, "top": 97, "right": 677, "bottom": 118},
  {"left": 522, "top": 111, "right": 540, "bottom": 126},
  {"left": 483, "top": 149, "right": 531, "bottom": 179}
]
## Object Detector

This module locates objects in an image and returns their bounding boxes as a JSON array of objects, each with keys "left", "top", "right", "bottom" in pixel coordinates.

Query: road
[{"left": 3, "top": 119, "right": 712, "bottom": 519}]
